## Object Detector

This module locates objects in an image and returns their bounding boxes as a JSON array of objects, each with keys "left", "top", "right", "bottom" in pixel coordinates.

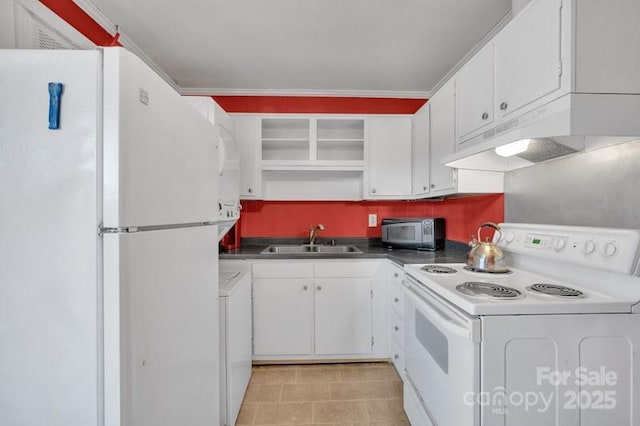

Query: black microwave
[{"left": 381, "top": 218, "right": 445, "bottom": 251}]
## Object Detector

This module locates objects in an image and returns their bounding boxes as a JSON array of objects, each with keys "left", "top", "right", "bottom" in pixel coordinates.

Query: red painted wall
[
  {"left": 212, "top": 96, "right": 427, "bottom": 114},
  {"left": 240, "top": 194, "right": 504, "bottom": 243},
  {"left": 40, "top": 0, "right": 120, "bottom": 46}
]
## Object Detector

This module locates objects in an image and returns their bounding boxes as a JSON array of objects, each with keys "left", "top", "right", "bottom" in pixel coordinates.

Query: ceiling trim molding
[{"left": 180, "top": 87, "right": 430, "bottom": 99}]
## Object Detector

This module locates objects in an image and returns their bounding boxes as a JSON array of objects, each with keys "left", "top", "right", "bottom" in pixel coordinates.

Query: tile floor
[{"left": 236, "top": 362, "right": 410, "bottom": 425}]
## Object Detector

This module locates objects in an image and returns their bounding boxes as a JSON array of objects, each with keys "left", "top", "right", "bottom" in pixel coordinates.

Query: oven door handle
[{"left": 405, "top": 285, "right": 476, "bottom": 341}]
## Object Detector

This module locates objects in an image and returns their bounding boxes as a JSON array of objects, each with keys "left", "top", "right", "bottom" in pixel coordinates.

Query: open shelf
[
  {"left": 261, "top": 117, "right": 365, "bottom": 171},
  {"left": 317, "top": 139, "right": 365, "bottom": 161},
  {"left": 317, "top": 118, "right": 365, "bottom": 161},
  {"left": 261, "top": 118, "right": 310, "bottom": 161}
]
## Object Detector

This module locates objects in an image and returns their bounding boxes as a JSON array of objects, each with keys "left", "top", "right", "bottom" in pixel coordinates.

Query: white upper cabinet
[
  {"left": 233, "top": 115, "right": 262, "bottom": 199},
  {"left": 426, "top": 79, "right": 505, "bottom": 197},
  {"left": 366, "top": 116, "right": 412, "bottom": 199},
  {"left": 411, "top": 104, "right": 430, "bottom": 197},
  {"left": 494, "top": 0, "right": 563, "bottom": 118},
  {"left": 455, "top": 45, "right": 495, "bottom": 145},
  {"left": 429, "top": 80, "right": 457, "bottom": 194}
]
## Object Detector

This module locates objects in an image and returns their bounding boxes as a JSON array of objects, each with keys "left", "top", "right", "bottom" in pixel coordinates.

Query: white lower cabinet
[
  {"left": 251, "top": 260, "right": 386, "bottom": 361},
  {"left": 314, "top": 278, "right": 372, "bottom": 355},
  {"left": 252, "top": 278, "right": 313, "bottom": 356}
]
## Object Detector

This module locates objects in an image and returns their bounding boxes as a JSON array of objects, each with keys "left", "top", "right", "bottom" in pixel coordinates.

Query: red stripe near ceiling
[
  {"left": 212, "top": 96, "right": 427, "bottom": 114},
  {"left": 39, "top": 0, "right": 120, "bottom": 46},
  {"left": 238, "top": 194, "right": 504, "bottom": 243}
]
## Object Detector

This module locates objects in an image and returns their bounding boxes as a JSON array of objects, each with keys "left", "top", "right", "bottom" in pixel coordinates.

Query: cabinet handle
[
  {"left": 371, "top": 188, "right": 377, "bottom": 194},
  {"left": 247, "top": 187, "right": 253, "bottom": 194},
  {"left": 394, "top": 354, "right": 400, "bottom": 360},
  {"left": 317, "top": 285, "right": 322, "bottom": 291},
  {"left": 499, "top": 102, "right": 508, "bottom": 111},
  {"left": 394, "top": 297, "right": 400, "bottom": 303},
  {"left": 302, "top": 285, "right": 308, "bottom": 291},
  {"left": 481, "top": 112, "right": 489, "bottom": 120},
  {"left": 394, "top": 326, "right": 400, "bottom": 331},
  {"left": 423, "top": 185, "right": 428, "bottom": 191},
  {"left": 394, "top": 272, "right": 399, "bottom": 278},
  {"left": 430, "top": 183, "right": 436, "bottom": 189}
]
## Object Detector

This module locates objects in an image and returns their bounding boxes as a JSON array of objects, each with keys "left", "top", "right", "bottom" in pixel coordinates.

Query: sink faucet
[{"left": 309, "top": 223, "right": 325, "bottom": 246}]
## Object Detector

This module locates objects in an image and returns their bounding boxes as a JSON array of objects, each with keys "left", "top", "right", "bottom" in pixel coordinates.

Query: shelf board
[
  {"left": 262, "top": 138, "right": 310, "bottom": 142},
  {"left": 261, "top": 160, "right": 364, "bottom": 172},
  {"left": 316, "top": 138, "right": 365, "bottom": 142}
]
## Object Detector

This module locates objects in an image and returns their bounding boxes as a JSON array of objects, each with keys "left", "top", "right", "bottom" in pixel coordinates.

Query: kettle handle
[{"left": 478, "top": 222, "right": 502, "bottom": 242}]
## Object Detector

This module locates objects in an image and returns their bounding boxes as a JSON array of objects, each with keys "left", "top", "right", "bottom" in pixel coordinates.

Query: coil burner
[
  {"left": 463, "top": 266, "right": 512, "bottom": 274},
  {"left": 421, "top": 265, "right": 457, "bottom": 274},
  {"left": 526, "top": 283, "right": 585, "bottom": 298},
  {"left": 456, "top": 282, "right": 523, "bottom": 299}
]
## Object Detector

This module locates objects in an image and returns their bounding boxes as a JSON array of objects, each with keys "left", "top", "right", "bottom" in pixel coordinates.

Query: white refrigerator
[{"left": 0, "top": 48, "right": 220, "bottom": 426}]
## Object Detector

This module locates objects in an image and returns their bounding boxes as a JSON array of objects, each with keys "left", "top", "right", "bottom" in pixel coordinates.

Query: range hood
[{"left": 443, "top": 93, "right": 640, "bottom": 172}]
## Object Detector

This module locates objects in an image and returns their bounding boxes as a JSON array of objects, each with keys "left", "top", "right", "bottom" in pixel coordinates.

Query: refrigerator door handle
[{"left": 98, "top": 222, "right": 215, "bottom": 236}]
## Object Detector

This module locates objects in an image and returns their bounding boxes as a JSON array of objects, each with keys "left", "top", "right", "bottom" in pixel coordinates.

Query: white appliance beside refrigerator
[
  {"left": 0, "top": 48, "right": 221, "bottom": 426},
  {"left": 219, "top": 263, "right": 252, "bottom": 426},
  {"left": 184, "top": 96, "right": 241, "bottom": 240}
]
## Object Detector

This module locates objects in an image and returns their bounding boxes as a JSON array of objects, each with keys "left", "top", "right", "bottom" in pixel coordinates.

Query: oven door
[{"left": 404, "top": 277, "right": 481, "bottom": 425}]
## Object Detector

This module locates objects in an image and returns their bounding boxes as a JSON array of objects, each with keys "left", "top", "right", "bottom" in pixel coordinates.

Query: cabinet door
[
  {"left": 494, "top": 0, "right": 563, "bottom": 117},
  {"left": 367, "top": 116, "right": 412, "bottom": 198},
  {"left": 232, "top": 115, "right": 262, "bottom": 199},
  {"left": 314, "top": 279, "right": 372, "bottom": 355},
  {"left": 455, "top": 45, "right": 495, "bottom": 143},
  {"left": 429, "top": 80, "right": 456, "bottom": 193},
  {"left": 411, "top": 104, "right": 430, "bottom": 197},
  {"left": 253, "top": 279, "right": 313, "bottom": 356}
]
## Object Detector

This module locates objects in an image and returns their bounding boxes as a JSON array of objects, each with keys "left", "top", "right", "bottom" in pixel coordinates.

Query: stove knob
[
  {"left": 553, "top": 238, "right": 567, "bottom": 252},
  {"left": 504, "top": 232, "right": 515, "bottom": 243},
  {"left": 601, "top": 242, "right": 618, "bottom": 258},
  {"left": 582, "top": 240, "right": 597, "bottom": 255}
]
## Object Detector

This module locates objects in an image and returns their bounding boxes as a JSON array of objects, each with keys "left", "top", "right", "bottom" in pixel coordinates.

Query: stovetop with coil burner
[
  {"left": 404, "top": 224, "right": 640, "bottom": 315},
  {"left": 405, "top": 262, "right": 637, "bottom": 315}
]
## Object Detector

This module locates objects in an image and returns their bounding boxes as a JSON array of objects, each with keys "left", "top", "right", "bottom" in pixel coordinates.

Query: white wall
[
  {"left": 0, "top": 0, "right": 16, "bottom": 48},
  {"left": 504, "top": 139, "right": 640, "bottom": 228}
]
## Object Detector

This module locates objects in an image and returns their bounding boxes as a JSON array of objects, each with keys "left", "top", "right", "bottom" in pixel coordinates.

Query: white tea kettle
[{"left": 467, "top": 222, "right": 508, "bottom": 273}]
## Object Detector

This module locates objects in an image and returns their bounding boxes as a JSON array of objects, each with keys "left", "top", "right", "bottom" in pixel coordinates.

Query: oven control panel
[
  {"left": 522, "top": 234, "right": 568, "bottom": 252},
  {"left": 495, "top": 223, "right": 640, "bottom": 275}
]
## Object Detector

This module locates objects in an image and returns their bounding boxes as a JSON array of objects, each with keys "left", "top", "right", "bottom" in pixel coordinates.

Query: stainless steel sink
[
  {"left": 314, "top": 245, "right": 362, "bottom": 253},
  {"left": 260, "top": 244, "right": 363, "bottom": 255}
]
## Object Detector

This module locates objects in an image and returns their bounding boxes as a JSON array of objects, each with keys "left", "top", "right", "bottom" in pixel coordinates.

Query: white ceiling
[{"left": 86, "top": 0, "right": 511, "bottom": 96}]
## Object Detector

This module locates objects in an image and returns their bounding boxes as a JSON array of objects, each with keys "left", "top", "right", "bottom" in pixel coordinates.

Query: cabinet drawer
[
  {"left": 390, "top": 282, "right": 404, "bottom": 319},
  {"left": 390, "top": 265, "right": 404, "bottom": 285},
  {"left": 253, "top": 262, "right": 313, "bottom": 278},
  {"left": 390, "top": 315, "right": 404, "bottom": 350},
  {"left": 390, "top": 339, "right": 405, "bottom": 377},
  {"left": 314, "top": 261, "right": 381, "bottom": 278}
]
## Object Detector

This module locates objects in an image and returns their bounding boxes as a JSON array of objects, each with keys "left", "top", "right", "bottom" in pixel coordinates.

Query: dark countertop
[{"left": 220, "top": 238, "right": 469, "bottom": 266}]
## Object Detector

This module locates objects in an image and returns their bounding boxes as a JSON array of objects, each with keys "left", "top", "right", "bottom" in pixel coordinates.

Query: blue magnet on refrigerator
[{"left": 48, "top": 82, "right": 63, "bottom": 130}]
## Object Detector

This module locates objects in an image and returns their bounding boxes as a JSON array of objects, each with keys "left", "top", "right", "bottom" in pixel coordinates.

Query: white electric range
[{"left": 401, "top": 223, "right": 640, "bottom": 426}]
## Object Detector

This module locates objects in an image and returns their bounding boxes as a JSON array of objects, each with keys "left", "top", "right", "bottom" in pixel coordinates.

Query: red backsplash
[{"left": 239, "top": 194, "right": 504, "bottom": 243}]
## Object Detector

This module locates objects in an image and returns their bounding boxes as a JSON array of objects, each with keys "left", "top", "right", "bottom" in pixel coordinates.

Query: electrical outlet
[{"left": 368, "top": 214, "right": 377, "bottom": 227}]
